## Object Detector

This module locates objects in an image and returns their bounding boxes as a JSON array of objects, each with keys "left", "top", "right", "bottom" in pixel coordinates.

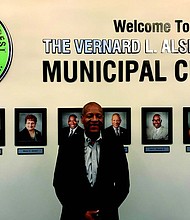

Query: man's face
[
  {"left": 112, "top": 115, "right": 121, "bottom": 128},
  {"left": 25, "top": 119, "right": 36, "bottom": 131},
  {"left": 68, "top": 116, "right": 78, "bottom": 129},
  {"left": 152, "top": 115, "right": 162, "bottom": 128},
  {"left": 81, "top": 104, "right": 103, "bottom": 133}
]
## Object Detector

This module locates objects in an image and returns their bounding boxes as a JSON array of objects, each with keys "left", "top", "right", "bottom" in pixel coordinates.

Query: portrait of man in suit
[
  {"left": 105, "top": 113, "right": 129, "bottom": 145},
  {"left": 61, "top": 114, "right": 84, "bottom": 140},
  {"left": 58, "top": 108, "right": 84, "bottom": 145},
  {"left": 141, "top": 107, "right": 173, "bottom": 145},
  {"left": 146, "top": 113, "right": 168, "bottom": 140}
]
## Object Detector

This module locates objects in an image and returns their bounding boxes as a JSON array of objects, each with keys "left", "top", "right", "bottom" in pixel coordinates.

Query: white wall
[{"left": 1, "top": 1, "right": 190, "bottom": 220}]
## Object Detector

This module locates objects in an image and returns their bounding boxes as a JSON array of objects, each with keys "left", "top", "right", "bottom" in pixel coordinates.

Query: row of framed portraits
[{"left": 0, "top": 107, "right": 190, "bottom": 146}]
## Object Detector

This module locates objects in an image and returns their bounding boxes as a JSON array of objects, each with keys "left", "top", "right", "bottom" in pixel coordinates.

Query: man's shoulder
[
  {"left": 120, "top": 126, "right": 127, "bottom": 132},
  {"left": 160, "top": 126, "right": 168, "bottom": 132},
  {"left": 76, "top": 126, "right": 84, "bottom": 132},
  {"left": 105, "top": 126, "right": 113, "bottom": 131},
  {"left": 102, "top": 132, "right": 119, "bottom": 144},
  {"left": 147, "top": 126, "right": 154, "bottom": 132},
  {"left": 161, "top": 125, "right": 167, "bottom": 129},
  {"left": 62, "top": 126, "right": 69, "bottom": 131}
]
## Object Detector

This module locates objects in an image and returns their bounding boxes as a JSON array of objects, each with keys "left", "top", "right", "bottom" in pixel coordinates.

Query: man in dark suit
[
  {"left": 105, "top": 113, "right": 129, "bottom": 145},
  {"left": 61, "top": 114, "right": 84, "bottom": 142},
  {"left": 53, "top": 102, "right": 130, "bottom": 220}
]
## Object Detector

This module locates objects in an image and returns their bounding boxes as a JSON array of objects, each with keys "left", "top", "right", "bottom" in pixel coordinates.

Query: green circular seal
[{"left": 0, "top": 21, "right": 13, "bottom": 81}]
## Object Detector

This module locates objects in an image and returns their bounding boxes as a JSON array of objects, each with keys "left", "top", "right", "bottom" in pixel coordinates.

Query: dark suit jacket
[
  {"left": 53, "top": 132, "right": 130, "bottom": 220},
  {"left": 18, "top": 127, "right": 42, "bottom": 145},
  {"left": 59, "top": 126, "right": 84, "bottom": 144},
  {"left": 105, "top": 126, "right": 129, "bottom": 145}
]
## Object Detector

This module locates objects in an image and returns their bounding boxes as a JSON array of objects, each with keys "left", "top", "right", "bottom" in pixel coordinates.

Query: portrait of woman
[
  {"left": 15, "top": 108, "right": 47, "bottom": 146},
  {"left": 18, "top": 114, "right": 42, "bottom": 143}
]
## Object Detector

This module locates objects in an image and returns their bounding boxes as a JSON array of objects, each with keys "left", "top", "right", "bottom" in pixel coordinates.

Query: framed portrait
[
  {"left": 58, "top": 108, "right": 83, "bottom": 145},
  {"left": 103, "top": 107, "right": 131, "bottom": 145},
  {"left": 141, "top": 107, "right": 173, "bottom": 145},
  {"left": 15, "top": 108, "right": 47, "bottom": 146},
  {"left": 0, "top": 109, "right": 5, "bottom": 146},
  {"left": 183, "top": 107, "right": 190, "bottom": 144}
]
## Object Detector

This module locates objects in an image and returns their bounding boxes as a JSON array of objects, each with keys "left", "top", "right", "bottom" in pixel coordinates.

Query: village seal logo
[{"left": 0, "top": 21, "right": 13, "bottom": 81}]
